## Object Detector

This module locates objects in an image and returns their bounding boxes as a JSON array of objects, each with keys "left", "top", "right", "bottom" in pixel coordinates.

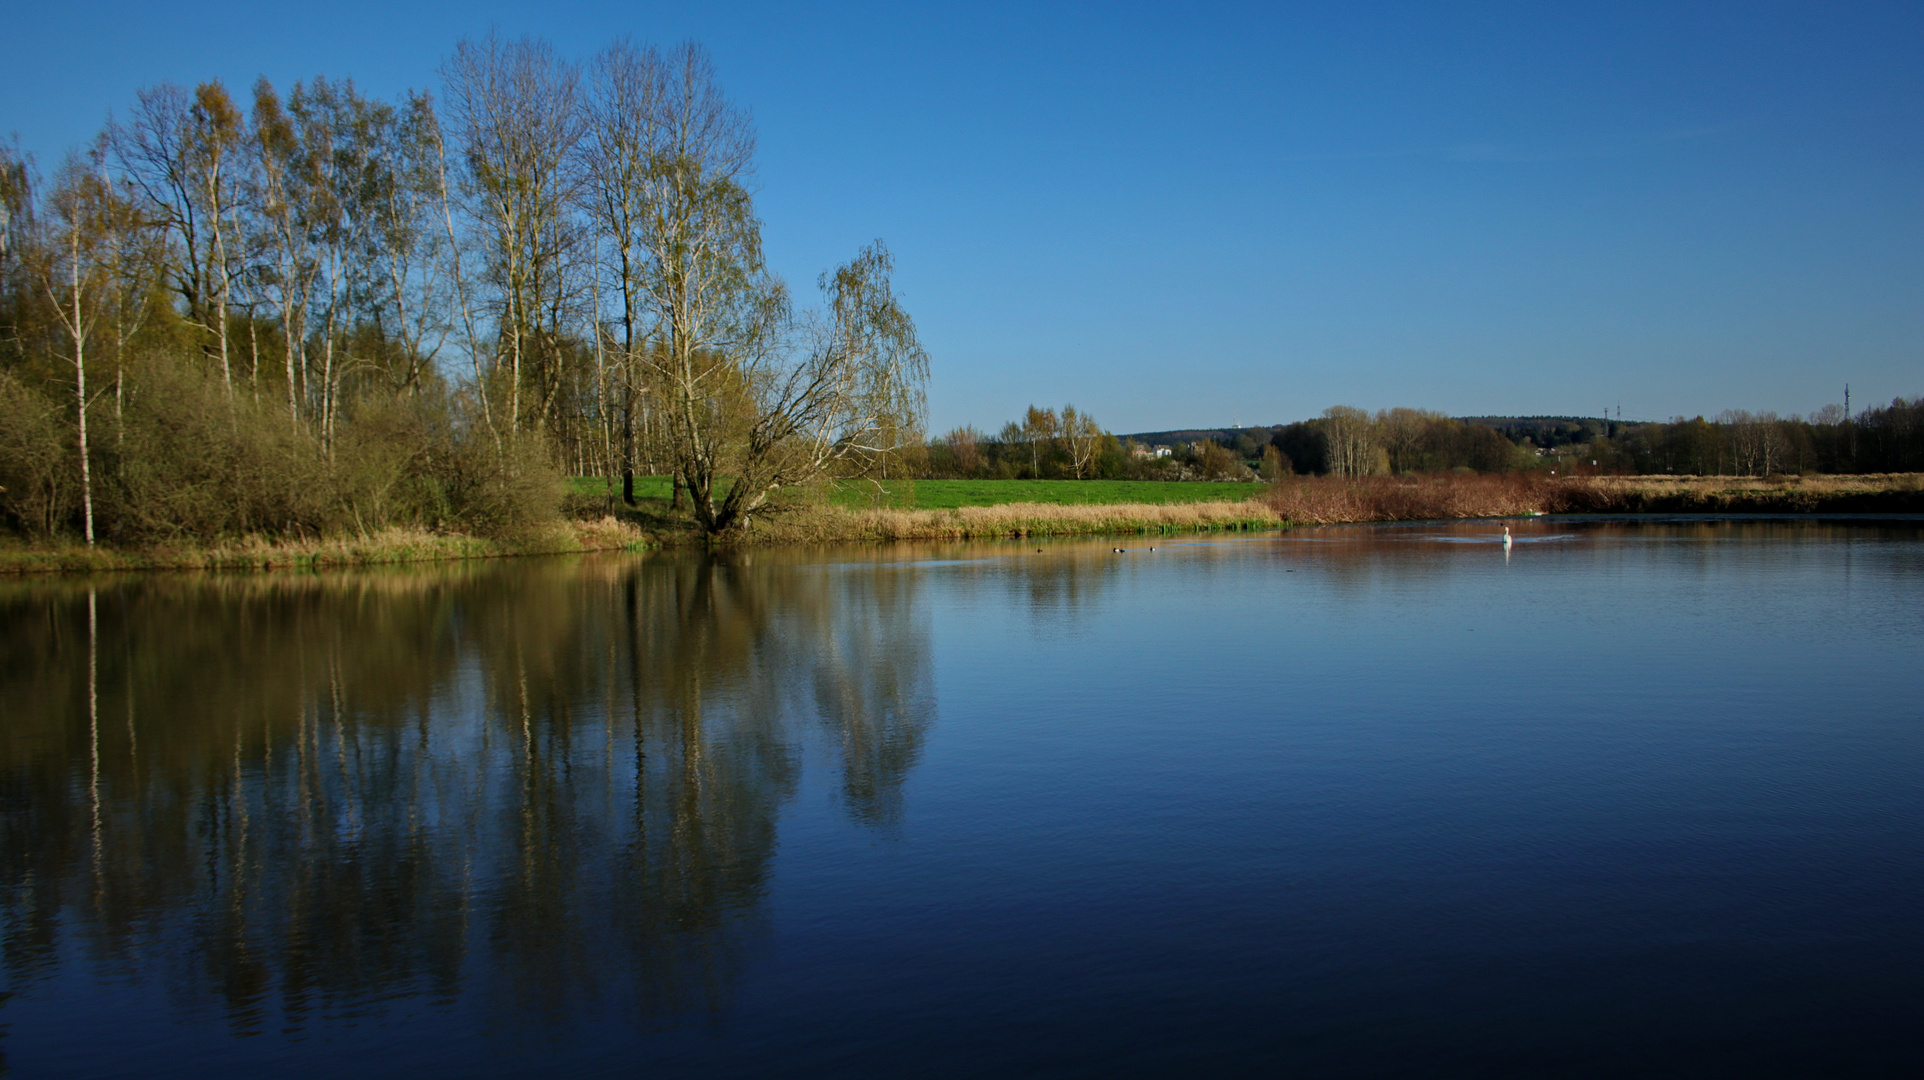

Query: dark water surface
[{"left": 4, "top": 520, "right": 1923, "bottom": 1078}]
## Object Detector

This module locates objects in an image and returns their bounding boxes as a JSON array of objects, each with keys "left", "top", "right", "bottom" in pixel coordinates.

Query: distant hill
[
  {"left": 1459, "top": 416, "right": 1646, "bottom": 448},
  {"left": 1119, "top": 426, "right": 1272, "bottom": 446},
  {"left": 1120, "top": 416, "right": 1648, "bottom": 449}
]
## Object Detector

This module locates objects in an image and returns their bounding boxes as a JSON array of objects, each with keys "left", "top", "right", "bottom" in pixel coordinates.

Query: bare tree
[
  {"left": 440, "top": 33, "right": 585, "bottom": 439},
  {"left": 290, "top": 76, "right": 395, "bottom": 449},
  {"left": 706, "top": 241, "right": 927, "bottom": 531},
  {"left": 619, "top": 41, "right": 769, "bottom": 529},
  {"left": 1321, "top": 405, "right": 1379, "bottom": 478},
  {"left": 113, "top": 82, "right": 247, "bottom": 396},
  {"left": 1377, "top": 407, "right": 1440, "bottom": 474},
  {"left": 367, "top": 91, "right": 454, "bottom": 395},
  {"left": 190, "top": 83, "right": 246, "bottom": 397},
  {"left": 0, "top": 140, "right": 29, "bottom": 281},
  {"left": 1061, "top": 404, "right": 1103, "bottom": 478},
  {"left": 941, "top": 425, "right": 984, "bottom": 476},
  {"left": 29, "top": 155, "right": 129, "bottom": 544},
  {"left": 1722, "top": 409, "right": 1787, "bottom": 477},
  {"left": 114, "top": 86, "right": 212, "bottom": 366},
  {"left": 249, "top": 79, "right": 315, "bottom": 421},
  {"left": 582, "top": 39, "right": 665, "bottom": 504},
  {"left": 610, "top": 59, "right": 928, "bottom": 538},
  {"left": 1020, "top": 404, "right": 1057, "bottom": 476}
]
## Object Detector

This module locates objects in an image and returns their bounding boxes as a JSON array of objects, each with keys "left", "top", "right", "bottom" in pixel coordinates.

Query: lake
[{"left": 3, "top": 519, "right": 1922, "bottom": 1077}]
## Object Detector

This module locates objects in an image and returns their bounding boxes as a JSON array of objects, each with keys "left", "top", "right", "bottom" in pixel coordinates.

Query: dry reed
[
  {"left": 1266, "top": 472, "right": 1924, "bottom": 524},
  {"left": 1267, "top": 473, "right": 1555, "bottom": 524},
  {"left": 0, "top": 517, "right": 653, "bottom": 575},
  {"left": 746, "top": 500, "right": 1280, "bottom": 543},
  {"left": 9, "top": 473, "right": 1915, "bottom": 574}
]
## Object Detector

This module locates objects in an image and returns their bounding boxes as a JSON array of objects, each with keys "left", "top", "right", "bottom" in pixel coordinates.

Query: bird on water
[{"left": 1502, "top": 526, "right": 1513, "bottom": 550}]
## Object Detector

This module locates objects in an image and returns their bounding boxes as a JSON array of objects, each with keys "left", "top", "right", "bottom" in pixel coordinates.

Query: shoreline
[{"left": 5, "top": 474, "right": 1920, "bottom": 575}]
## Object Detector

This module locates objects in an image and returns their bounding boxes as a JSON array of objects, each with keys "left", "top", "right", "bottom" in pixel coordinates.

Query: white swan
[{"left": 1502, "top": 526, "right": 1513, "bottom": 550}]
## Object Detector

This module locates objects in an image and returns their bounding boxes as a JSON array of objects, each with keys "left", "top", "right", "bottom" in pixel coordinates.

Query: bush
[
  {"left": 0, "top": 370, "right": 77, "bottom": 536},
  {"left": 329, "top": 392, "right": 562, "bottom": 536},
  {"left": 0, "top": 358, "right": 565, "bottom": 544},
  {"left": 104, "top": 363, "right": 336, "bottom": 541}
]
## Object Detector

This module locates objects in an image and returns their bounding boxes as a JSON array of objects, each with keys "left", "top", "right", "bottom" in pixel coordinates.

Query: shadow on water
[
  {"left": 3, "top": 521, "right": 1922, "bottom": 1077},
  {"left": 0, "top": 551, "right": 934, "bottom": 1038}
]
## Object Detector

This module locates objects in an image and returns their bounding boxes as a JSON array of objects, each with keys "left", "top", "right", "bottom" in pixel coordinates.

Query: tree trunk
[{"left": 70, "top": 239, "right": 95, "bottom": 546}]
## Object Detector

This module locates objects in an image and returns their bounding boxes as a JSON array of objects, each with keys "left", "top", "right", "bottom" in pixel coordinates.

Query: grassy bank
[
  {"left": 1266, "top": 472, "right": 1924, "bottom": 524},
  {"left": 568, "top": 475, "right": 1264, "bottom": 509},
  {"left": 0, "top": 518, "right": 651, "bottom": 575},
  {"left": 1561, "top": 473, "right": 1924, "bottom": 514},
  {"left": 11, "top": 473, "right": 1918, "bottom": 574}
]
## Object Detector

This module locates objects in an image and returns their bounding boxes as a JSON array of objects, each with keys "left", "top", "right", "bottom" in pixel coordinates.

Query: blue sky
[{"left": 5, "top": 1, "right": 1920, "bottom": 433}]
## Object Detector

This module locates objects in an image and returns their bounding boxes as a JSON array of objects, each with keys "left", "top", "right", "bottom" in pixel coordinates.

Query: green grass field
[
  {"left": 835, "top": 478, "right": 1262, "bottom": 509},
  {"left": 571, "top": 476, "right": 1263, "bottom": 510}
]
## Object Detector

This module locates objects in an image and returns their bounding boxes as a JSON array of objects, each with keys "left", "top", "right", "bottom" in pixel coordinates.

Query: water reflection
[
  {"left": 1261, "top": 517, "right": 1924, "bottom": 595},
  {"left": 0, "top": 553, "right": 934, "bottom": 1035}
]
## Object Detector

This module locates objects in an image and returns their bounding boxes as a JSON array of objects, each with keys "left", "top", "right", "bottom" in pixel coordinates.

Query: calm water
[{"left": 3, "top": 520, "right": 1922, "bottom": 1078}]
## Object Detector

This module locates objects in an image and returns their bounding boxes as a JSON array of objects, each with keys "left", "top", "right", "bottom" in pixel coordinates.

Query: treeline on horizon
[
  {"left": 919, "top": 401, "right": 1924, "bottom": 481},
  {"left": 0, "top": 33, "right": 928, "bottom": 546}
]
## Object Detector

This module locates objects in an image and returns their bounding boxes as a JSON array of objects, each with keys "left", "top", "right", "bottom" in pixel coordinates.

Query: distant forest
[{"left": 927, "top": 402, "right": 1924, "bottom": 481}]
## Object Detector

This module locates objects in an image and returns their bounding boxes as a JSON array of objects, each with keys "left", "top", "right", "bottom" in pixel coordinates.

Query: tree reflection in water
[{"left": 0, "top": 552, "right": 934, "bottom": 1035}]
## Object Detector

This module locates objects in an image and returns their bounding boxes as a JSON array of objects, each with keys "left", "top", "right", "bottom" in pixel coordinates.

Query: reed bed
[
  {"left": 0, "top": 518, "right": 652, "bottom": 574},
  {"left": 1564, "top": 473, "right": 1924, "bottom": 513},
  {"left": 1266, "top": 472, "right": 1924, "bottom": 524},
  {"left": 1267, "top": 473, "right": 1557, "bottom": 524}
]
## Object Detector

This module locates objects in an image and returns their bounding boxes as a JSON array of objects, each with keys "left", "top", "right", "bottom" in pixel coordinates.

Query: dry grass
[
  {"left": 1564, "top": 473, "right": 1924, "bottom": 512},
  {"left": 745, "top": 500, "right": 1280, "bottom": 543},
  {"left": 1266, "top": 472, "right": 1924, "bottom": 524},
  {"left": 9, "top": 473, "right": 1916, "bottom": 574},
  {"left": 0, "top": 517, "right": 652, "bottom": 575},
  {"left": 1267, "top": 473, "right": 1556, "bottom": 524}
]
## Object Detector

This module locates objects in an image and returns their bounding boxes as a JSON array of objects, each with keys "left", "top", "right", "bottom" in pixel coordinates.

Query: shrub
[
  {"left": 0, "top": 358, "right": 566, "bottom": 545},
  {"left": 0, "top": 371, "right": 77, "bottom": 537}
]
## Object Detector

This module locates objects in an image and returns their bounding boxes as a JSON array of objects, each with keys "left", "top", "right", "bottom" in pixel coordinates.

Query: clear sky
[{"left": 5, "top": 1, "right": 1920, "bottom": 433}]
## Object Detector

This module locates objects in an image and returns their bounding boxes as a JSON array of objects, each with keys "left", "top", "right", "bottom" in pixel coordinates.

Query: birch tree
[
  {"left": 249, "top": 79, "right": 316, "bottom": 421},
  {"left": 1020, "top": 405, "right": 1057, "bottom": 476},
  {"left": 582, "top": 39, "right": 664, "bottom": 504},
  {"left": 366, "top": 91, "right": 452, "bottom": 395},
  {"left": 618, "top": 44, "right": 927, "bottom": 534},
  {"left": 1321, "top": 405, "right": 1379, "bottom": 478},
  {"left": 30, "top": 156, "right": 127, "bottom": 544},
  {"left": 113, "top": 82, "right": 247, "bottom": 394},
  {"left": 440, "top": 33, "right": 585, "bottom": 438},
  {"left": 1061, "top": 404, "right": 1103, "bottom": 478},
  {"left": 622, "top": 41, "right": 767, "bottom": 528},
  {"left": 189, "top": 83, "right": 246, "bottom": 397},
  {"left": 703, "top": 241, "right": 927, "bottom": 532}
]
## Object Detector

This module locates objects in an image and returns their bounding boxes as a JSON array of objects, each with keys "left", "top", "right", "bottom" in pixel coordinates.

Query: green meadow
[{"left": 572, "top": 477, "right": 1264, "bottom": 510}]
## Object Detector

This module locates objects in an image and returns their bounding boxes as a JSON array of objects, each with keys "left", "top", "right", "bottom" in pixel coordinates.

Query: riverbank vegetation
[
  {"left": 2, "top": 38, "right": 1917, "bottom": 566},
  {"left": 1264, "top": 471, "right": 1924, "bottom": 524},
  {"left": 0, "top": 33, "right": 926, "bottom": 554},
  {"left": 5, "top": 471, "right": 1920, "bottom": 573}
]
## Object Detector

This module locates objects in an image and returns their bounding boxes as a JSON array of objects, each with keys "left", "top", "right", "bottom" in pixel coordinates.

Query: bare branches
[
  {"left": 441, "top": 33, "right": 586, "bottom": 439},
  {"left": 3, "top": 33, "right": 927, "bottom": 543}
]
